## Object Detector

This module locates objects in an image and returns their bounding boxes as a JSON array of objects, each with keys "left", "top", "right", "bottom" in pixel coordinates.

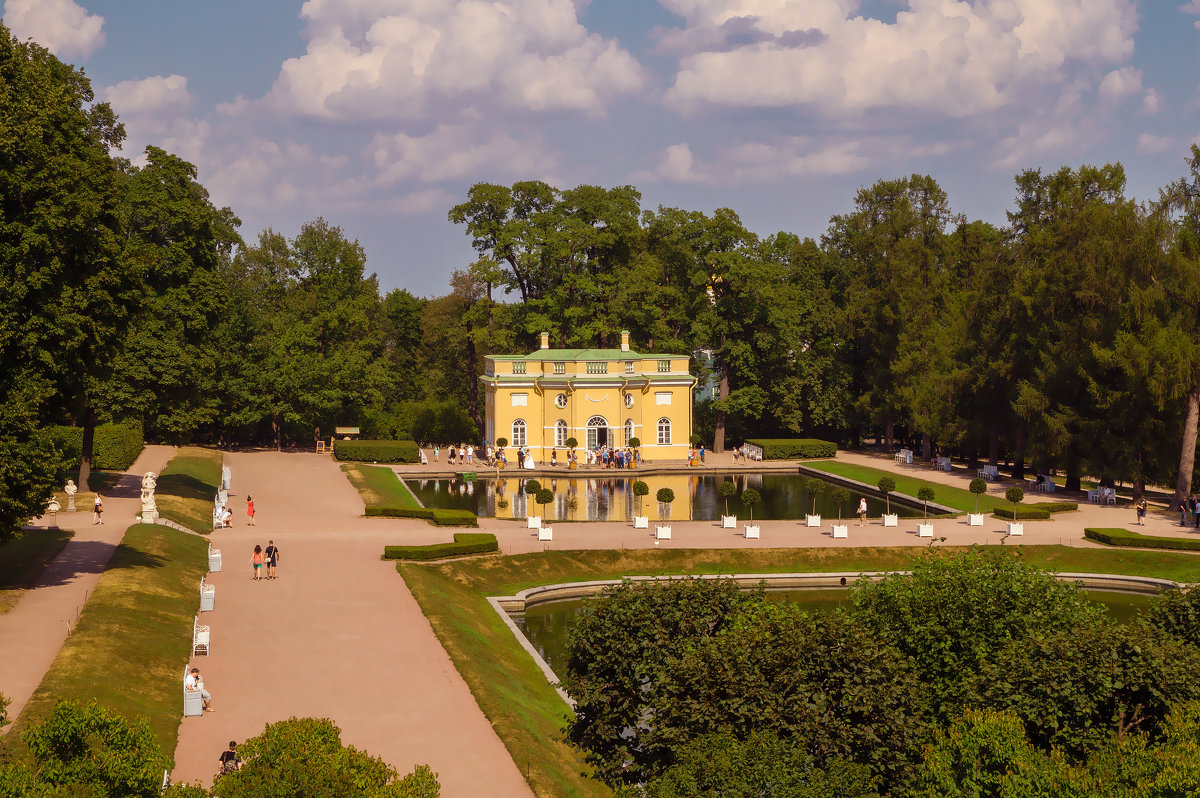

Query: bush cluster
[
  {"left": 1085, "top": 527, "right": 1200, "bottom": 552},
  {"left": 992, "top": 501, "right": 1077, "bottom": 520},
  {"left": 365, "top": 505, "right": 477, "bottom": 526},
  {"left": 746, "top": 438, "right": 837, "bottom": 459},
  {"left": 46, "top": 423, "right": 144, "bottom": 471},
  {"left": 333, "top": 439, "right": 420, "bottom": 463},
  {"left": 382, "top": 533, "right": 497, "bottom": 560}
]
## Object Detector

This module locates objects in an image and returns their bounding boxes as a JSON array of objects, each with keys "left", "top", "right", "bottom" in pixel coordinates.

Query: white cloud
[
  {"left": 3, "top": 0, "right": 104, "bottom": 58},
  {"left": 650, "top": 143, "right": 707, "bottom": 183},
  {"left": 367, "top": 124, "right": 553, "bottom": 184},
  {"left": 1185, "top": 1, "right": 1200, "bottom": 29},
  {"left": 662, "top": 0, "right": 1138, "bottom": 118},
  {"left": 1137, "top": 133, "right": 1173, "bottom": 155},
  {"left": 263, "top": 0, "right": 644, "bottom": 119},
  {"left": 1098, "top": 66, "right": 1142, "bottom": 103},
  {"left": 103, "top": 75, "right": 193, "bottom": 116}
]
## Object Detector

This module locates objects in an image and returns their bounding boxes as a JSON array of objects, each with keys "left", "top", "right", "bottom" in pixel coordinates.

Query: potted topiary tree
[
  {"left": 1005, "top": 486, "right": 1025, "bottom": 536},
  {"left": 804, "top": 477, "right": 825, "bottom": 527},
  {"left": 566, "top": 437, "right": 579, "bottom": 469},
  {"left": 535, "top": 488, "right": 555, "bottom": 541},
  {"left": 968, "top": 478, "right": 987, "bottom": 526},
  {"left": 689, "top": 434, "right": 701, "bottom": 466},
  {"left": 523, "top": 479, "right": 542, "bottom": 529},
  {"left": 632, "top": 480, "right": 649, "bottom": 528},
  {"left": 628, "top": 437, "right": 641, "bottom": 469},
  {"left": 741, "top": 488, "right": 762, "bottom": 538},
  {"left": 655, "top": 487, "right": 675, "bottom": 539},
  {"left": 718, "top": 479, "right": 738, "bottom": 528},
  {"left": 830, "top": 487, "right": 850, "bottom": 538},
  {"left": 496, "top": 437, "right": 508, "bottom": 470},
  {"left": 878, "top": 476, "right": 898, "bottom": 527},
  {"left": 916, "top": 486, "right": 935, "bottom": 537}
]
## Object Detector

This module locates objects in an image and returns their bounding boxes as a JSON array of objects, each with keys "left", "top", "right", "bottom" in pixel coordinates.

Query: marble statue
[
  {"left": 140, "top": 471, "right": 158, "bottom": 522},
  {"left": 64, "top": 479, "right": 77, "bottom": 511}
]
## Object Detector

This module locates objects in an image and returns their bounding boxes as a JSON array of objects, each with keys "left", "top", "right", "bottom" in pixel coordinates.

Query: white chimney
[
  {"left": 620, "top": 330, "right": 630, "bottom": 352},
  {"left": 540, "top": 332, "right": 549, "bottom": 349}
]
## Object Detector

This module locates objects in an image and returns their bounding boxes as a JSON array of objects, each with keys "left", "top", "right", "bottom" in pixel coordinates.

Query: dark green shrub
[
  {"left": 332, "top": 439, "right": 420, "bottom": 463},
  {"left": 523, "top": 479, "right": 541, "bottom": 495},
  {"left": 47, "top": 423, "right": 144, "bottom": 471},
  {"left": 749, "top": 438, "right": 837, "bottom": 459},
  {"left": 633, "top": 480, "right": 649, "bottom": 515},
  {"left": 1038, "top": 502, "right": 1078, "bottom": 513},
  {"left": 364, "top": 505, "right": 478, "bottom": 526},
  {"left": 1085, "top": 527, "right": 1200, "bottom": 552},
  {"left": 496, "top": 437, "right": 509, "bottom": 448},
  {"left": 969, "top": 478, "right": 987, "bottom": 514},
  {"left": 741, "top": 488, "right": 761, "bottom": 522},
  {"left": 382, "top": 533, "right": 497, "bottom": 560},
  {"left": 629, "top": 437, "right": 641, "bottom": 449},
  {"left": 830, "top": 487, "right": 850, "bottom": 520},
  {"left": 657, "top": 487, "right": 675, "bottom": 505},
  {"left": 993, "top": 506, "right": 1052, "bottom": 520}
]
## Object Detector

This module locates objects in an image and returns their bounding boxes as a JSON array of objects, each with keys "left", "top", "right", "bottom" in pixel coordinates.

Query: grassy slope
[
  {"left": 3, "top": 524, "right": 206, "bottom": 762},
  {"left": 402, "top": 544, "right": 1200, "bottom": 798},
  {"left": 0, "top": 529, "right": 74, "bottom": 614},
  {"left": 341, "top": 463, "right": 420, "bottom": 509},
  {"left": 157, "top": 447, "right": 223, "bottom": 533}
]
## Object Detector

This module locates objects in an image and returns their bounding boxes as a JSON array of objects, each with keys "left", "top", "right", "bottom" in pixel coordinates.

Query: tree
[
  {"left": 632, "top": 480, "right": 649, "bottom": 515},
  {"left": 1005, "top": 486, "right": 1024, "bottom": 519},
  {"left": 741, "top": 488, "right": 761, "bottom": 522},
  {"left": 969, "top": 478, "right": 987, "bottom": 514},
  {"left": 917, "top": 486, "right": 935, "bottom": 521},
  {"left": 210, "top": 717, "right": 439, "bottom": 797},
  {"left": 831, "top": 486, "right": 850, "bottom": 520},
  {"left": 717, "top": 479, "right": 737, "bottom": 516},
  {"left": 535, "top": 488, "right": 554, "bottom": 521},
  {"left": 877, "top": 476, "right": 896, "bottom": 515},
  {"left": 657, "top": 487, "right": 675, "bottom": 518},
  {"left": 804, "top": 477, "right": 826, "bottom": 515}
]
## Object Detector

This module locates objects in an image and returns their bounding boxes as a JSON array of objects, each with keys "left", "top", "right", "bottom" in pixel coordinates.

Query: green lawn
[
  {"left": 805, "top": 460, "right": 1033, "bottom": 514},
  {"left": 0, "top": 528, "right": 73, "bottom": 614},
  {"left": 402, "top": 544, "right": 1200, "bottom": 798},
  {"left": 341, "top": 463, "right": 420, "bottom": 509},
  {"left": 3, "top": 524, "right": 207, "bottom": 762},
  {"left": 157, "top": 447, "right": 224, "bottom": 533}
]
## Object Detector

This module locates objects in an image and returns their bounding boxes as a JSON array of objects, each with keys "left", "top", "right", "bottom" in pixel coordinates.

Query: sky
[{"left": 4, "top": 0, "right": 1200, "bottom": 297}]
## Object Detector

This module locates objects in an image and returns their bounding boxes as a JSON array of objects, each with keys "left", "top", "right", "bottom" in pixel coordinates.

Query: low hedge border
[
  {"left": 1085, "top": 527, "right": 1200, "bottom": 552},
  {"left": 366, "top": 505, "right": 478, "bottom": 527},
  {"left": 746, "top": 438, "right": 837, "bottom": 459},
  {"left": 46, "top": 423, "right": 144, "bottom": 471},
  {"left": 992, "top": 502, "right": 1077, "bottom": 520},
  {"left": 383, "top": 533, "right": 498, "bottom": 560},
  {"left": 334, "top": 439, "right": 420, "bottom": 464}
]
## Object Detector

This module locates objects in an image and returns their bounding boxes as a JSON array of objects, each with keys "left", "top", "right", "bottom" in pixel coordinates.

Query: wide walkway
[
  {"left": 171, "top": 452, "right": 532, "bottom": 797},
  {"left": 0, "top": 445, "right": 176, "bottom": 727}
]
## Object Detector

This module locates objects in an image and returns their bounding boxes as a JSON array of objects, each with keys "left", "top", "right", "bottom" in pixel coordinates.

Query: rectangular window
[
  {"left": 512, "top": 393, "right": 528, "bottom": 407},
  {"left": 624, "top": 361, "right": 634, "bottom": 374},
  {"left": 657, "top": 359, "right": 670, "bottom": 372},
  {"left": 512, "top": 362, "right": 526, "bottom": 374},
  {"left": 656, "top": 392, "right": 671, "bottom": 405},
  {"left": 586, "top": 362, "right": 608, "bottom": 374},
  {"left": 553, "top": 362, "right": 565, "bottom": 374}
]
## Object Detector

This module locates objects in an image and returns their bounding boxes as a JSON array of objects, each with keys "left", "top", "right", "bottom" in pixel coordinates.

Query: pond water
[
  {"left": 510, "top": 588, "right": 1160, "bottom": 677},
  {"left": 404, "top": 472, "right": 923, "bottom": 522}
]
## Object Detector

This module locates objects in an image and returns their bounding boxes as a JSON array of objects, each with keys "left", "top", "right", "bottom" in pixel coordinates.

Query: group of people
[
  {"left": 250, "top": 540, "right": 279, "bottom": 580},
  {"left": 216, "top": 495, "right": 255, "bottom": 528},
  {"left": 434, "top": 444, "right": 476, "bottom": 465},
  {"left": 580, "top": 445, "right": 639, "bottom": 469}
]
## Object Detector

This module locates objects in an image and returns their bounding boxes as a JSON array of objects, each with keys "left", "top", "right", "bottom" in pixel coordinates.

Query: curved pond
[
  {"left": 404, "top": 472, "right": 923, "bottom": 522},
  {"left": 511, "top": 589, "right": 1160, "bottom": 677}
]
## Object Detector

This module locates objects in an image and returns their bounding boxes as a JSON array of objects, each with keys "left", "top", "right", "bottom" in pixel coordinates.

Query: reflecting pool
[{"left": 404, "top": 472, "right": 923, "bottom": 521}]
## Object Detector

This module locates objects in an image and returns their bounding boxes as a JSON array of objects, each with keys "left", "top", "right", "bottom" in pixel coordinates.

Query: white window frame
[
  {"left": 555, "top": 420, "right": 568, "bottom": 447},
  {"left": 586, "top": 415, "right": 608, "bottom": 449},
  {"left": 657, "top": 417, "right": 671, "bottom": 445},
  {"left": 512, "top": 419, "right": 527, "bottom": 447},
  {"left": 624, "top": 361, "right": 635, "bottom": 374},
  {"left": 624, "top": 419, "right": 634, "bottom": 445}
]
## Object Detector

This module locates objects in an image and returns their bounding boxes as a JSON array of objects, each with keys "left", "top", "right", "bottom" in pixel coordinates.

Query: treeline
[{"left": 562, "top": 551, "right": 1200, "bottom": 797}]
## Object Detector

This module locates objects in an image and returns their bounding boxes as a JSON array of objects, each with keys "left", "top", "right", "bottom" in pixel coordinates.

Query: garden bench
[
  {"left": 183, "top": 666, "right": 203, "bottom": 717},
  {"left": 192, "top": 615, "right": 210, "bottom": 657},
  {"left": 895, "top": 449, "right": 913, "bottom": 464},
  {"left": 419, "top": 450, "right": 428, "bottom": 465},
  {"left": 935, "top": 456, "right": 951, "bottom": 471},
  {"left": 977, "top": 464, "right": 998, "bottom": 481},
  {"left": 200, "top": 576, "right": 215, "bottom": 612}
]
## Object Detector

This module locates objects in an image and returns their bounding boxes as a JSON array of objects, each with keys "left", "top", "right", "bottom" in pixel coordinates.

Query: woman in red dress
[{"left": 246, "top": 495, "right": 255, "bottom": 526}]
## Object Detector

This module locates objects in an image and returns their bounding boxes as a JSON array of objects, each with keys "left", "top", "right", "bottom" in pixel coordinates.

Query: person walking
[
  {"left": 1193, "top": 496, "right": 1200, "bottom": 529},
  {"left": 93, "top": 495, "right": 104, "bottom": 525},
  {"left": 858, "top": 497, "right": 868, "bottom": 527},
  {"left": 265, "top": 539, "right": 279, "bottom": 579},
  {"left": 1135, "top": 497, "right": 1147, "bottom": 526},
  {"left": 246, "top": 495, "right": 255, "bottom": 526},
  {"left": 434, "top": 444, "right": 439, "bottom": 462},
  {"left": 251, "top": 545, "right": 264, "bottom": 580},
  {"left": 217, "top": 741, "right": 241, "bottom": 778}
]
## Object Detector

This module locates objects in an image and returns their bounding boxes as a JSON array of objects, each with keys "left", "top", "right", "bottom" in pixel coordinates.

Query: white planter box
[
  {"left": 882, "top": 514, "right": 899, "bottom": 527},
  {"left": 634, "top": 516, "right": 649, "bottom": 529},
  {"left": 537, "top": 526, "right": 553, "bottom": 541},
  {"left": 208, "top": 546, "right": 221, "bottom": 573},
  {"left": 968, "top": 513, "right": 985, "bottom": 527},
  {"left": 806, "top": 514, "right": 821, "bottom": 527},
  {"left": 744, "top": 525, "right": 760, "bottom": 539},
  {"left": 832, "top": 525, "right": 848, "bottom": 539},
  {"left": 917, "top": 523, "right": 934, "bottom": 538},
  {"left": 1007, "top": 522, "right": 1024, "bottom": 536},
  {"left": 721, "top": 515, "right": 737, "bottom": 529},
  {"left": 527, "top": 516, "right": 541, "bottom": 529},
  {"left": 655, "top": 526, "right": 672, "bottom": 540}
]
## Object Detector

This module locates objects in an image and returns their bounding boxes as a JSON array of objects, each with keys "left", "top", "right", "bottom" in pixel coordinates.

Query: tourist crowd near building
[{"left": 480, "top": 331, "right": 696, "bottom": 463}]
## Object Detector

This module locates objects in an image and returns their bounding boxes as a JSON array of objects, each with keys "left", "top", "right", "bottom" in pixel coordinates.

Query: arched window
[
  {"left": 587, "top": 416, "right": 609, "bottom": 449},
  {"left": 555, "top": 420, "right": 568, "bottom": 447},
  {"left": 624, "top": 419, "right": 634, "bottom": 446},
  {"left": 657, "top": 417, "right": 671, "bottom": 445},
  {"left": 511, "top": 419, "right": 527, "bottom": 447}
]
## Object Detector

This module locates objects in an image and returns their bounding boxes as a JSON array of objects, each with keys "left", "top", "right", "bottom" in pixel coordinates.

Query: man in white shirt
[{"left": 185, "top": 667, "right": 213, "bottom": 712}]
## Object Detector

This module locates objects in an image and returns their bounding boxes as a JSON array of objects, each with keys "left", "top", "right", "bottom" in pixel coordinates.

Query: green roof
[{"left": 490, "top": 348, "right": 689, "bottom": 361}]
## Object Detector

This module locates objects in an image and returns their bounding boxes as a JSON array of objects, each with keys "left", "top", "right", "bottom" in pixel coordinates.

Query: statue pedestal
[
  {"left": 66, "top": 496, "right": 76, "bottom": 512},
  {"left": 141, "top": 510, "right": 159, "bottom": 524}
]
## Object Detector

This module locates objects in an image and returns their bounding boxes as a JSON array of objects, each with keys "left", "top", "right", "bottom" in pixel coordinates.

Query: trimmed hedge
[
  {"left": 383, "top": 533, "right": 498, "bottom": 561},
  {"left": 747, "top": 438, "right": 837, "bottom": 459},
  {"left": 993, "top": 506, "right": 1052, "bottom": 520},
  {"left": 46, "top": 423, "right": 144, "bottom": 471},
  {"left": 1085, "top": 527, "right": 1200, "bottom": 552},
  {"left": 333, "top": 439, "right": 420, "bottom": 463},
  {"left": 365, "top": 505, "right": 478, "bottom": 527}
]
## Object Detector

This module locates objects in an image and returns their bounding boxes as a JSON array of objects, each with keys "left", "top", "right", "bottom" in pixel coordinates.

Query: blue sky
[{"left": 5, "top": 0, "right": 1199, "bottom": 296}]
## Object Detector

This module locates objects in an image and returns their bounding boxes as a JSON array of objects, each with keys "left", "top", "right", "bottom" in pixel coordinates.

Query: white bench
[
  {"left": 895, "top": 449, "right": 913, "bottom": 464},
  {"left": 978, "top": 465, "right": 999, "bottom": 481},
  {"left": 192, "top": 615, "right": 210, "bottom": 656},
  {"left": 200, "top": 576, "right": 215, "bottom": 612},
  {"left": 208, "top": 543, "right": 222, "bottom": 572},
  {"left": 537, "top": 526, "right": 553, "bottom": 541},
  {"left": 183, "top": 666, "right": 203, "bottom": 717},
  {"left": 935, "top": 456, "right": 951, "bottom": 471},
  {"left": 419, "top": 450, "right": 428, "bottom": 465}
]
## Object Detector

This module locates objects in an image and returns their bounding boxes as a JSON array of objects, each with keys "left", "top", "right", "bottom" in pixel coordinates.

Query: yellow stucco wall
[{"left": 489, "top": 473, "right": 695, "bottom": 521}]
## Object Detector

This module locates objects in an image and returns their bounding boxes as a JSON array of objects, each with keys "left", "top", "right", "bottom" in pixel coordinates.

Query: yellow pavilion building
[{"left": 481, "top": 331, "right": 696, "bottom": 462}]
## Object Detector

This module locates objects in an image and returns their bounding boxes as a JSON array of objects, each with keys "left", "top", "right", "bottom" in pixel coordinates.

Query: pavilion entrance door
[{"left": 587, "top": 416, "right": 609, "bottom": 449}]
